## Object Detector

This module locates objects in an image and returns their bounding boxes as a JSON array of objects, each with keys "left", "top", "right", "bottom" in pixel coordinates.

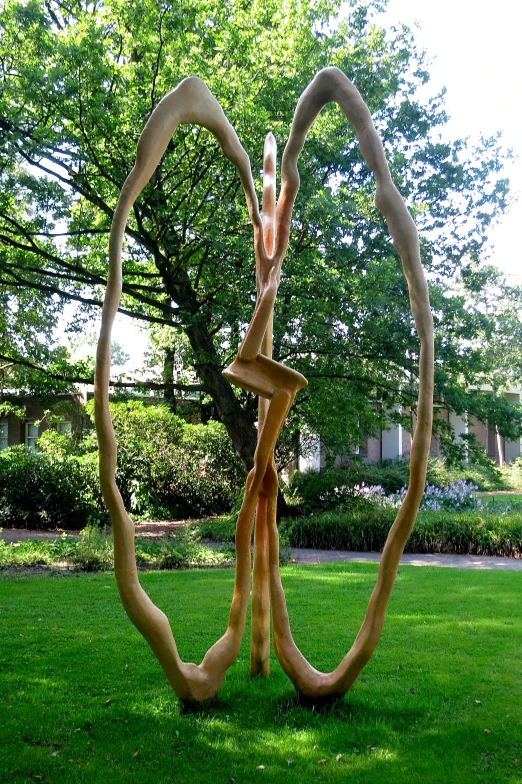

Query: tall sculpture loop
[{"left": 95, "top": 67, "right": 434, "bottom": 703}]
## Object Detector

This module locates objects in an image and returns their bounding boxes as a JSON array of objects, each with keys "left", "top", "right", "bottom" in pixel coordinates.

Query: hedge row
[
  {"left": 199, "top": 508, "right": 522, "bottom": 558},
  {"left": 0, "top": 446, "right": 101, "bottom": 530},
  {"left": 279, "top": 509, "right": 522, "bottom": 558}
]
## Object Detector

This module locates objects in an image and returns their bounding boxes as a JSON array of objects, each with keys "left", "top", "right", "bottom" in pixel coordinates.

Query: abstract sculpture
[{"left": 95, "top": 68, "right": 434, "bottom": 703}]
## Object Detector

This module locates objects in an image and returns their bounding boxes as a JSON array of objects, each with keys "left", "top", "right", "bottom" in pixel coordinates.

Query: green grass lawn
[
  {"left": 0, "top": 564, "right": 521, "bottom": 784},
  {"left": 479, "top": 493, "right": 522, "bottom": 512}
]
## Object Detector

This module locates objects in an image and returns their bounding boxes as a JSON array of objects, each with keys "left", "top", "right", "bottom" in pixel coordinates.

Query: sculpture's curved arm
[
  {"left": 94, "top": 77, "right": 265, "bottom": 703},
  {"left": 267, "top": 67, "right": 434, "bottom": 699}
]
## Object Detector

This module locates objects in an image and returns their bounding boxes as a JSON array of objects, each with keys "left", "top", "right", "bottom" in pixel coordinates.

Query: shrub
[
  {"left": 84, "top": 400, "right": 243, "bottom": 519},
  {"left": 279, "top": 508, "right": 522, "bottom": 557},
  {"left": 0, "top": 526, "right": 235, "bottom": 571},
  {"left": 160, "top": 421, "right": 244, "bottom": 517},
  {"left": 284, "top": 461, "right": 415, "bottom": 513},
  {"left": 499, "top": 457, "right": 522, "bottom": 491},
  {"left": 0, "top": 532, "right": 77, "bottom": 568},
  {"left": 408, "top": 511, "right": 522, "bottom": 556},
  {"left": 389, "top": 479, "right": 482, "bottom": 512},
  {"left": 198, "top": 516, "right": 238, "bottom": 543},
  {"left": 425, "top": 458, "right": 505, "bottom": 492},
  {"left": 280, "top": 506, "right": 396, "bottom": 551},
  {"left": 284, "top": 457, "right": 513, "bottom": 516},
  {"left": 358, "top": 460, "right": 412, "bottom": 494},
  {"left": 284, "top": 465, "right": 363, "bottom": 513},
  {"left": 71, "top": 526, "right": 114, "bottom": 571},
  {"left": 0, "top": 446, "right": 101, "bottom": 530}
]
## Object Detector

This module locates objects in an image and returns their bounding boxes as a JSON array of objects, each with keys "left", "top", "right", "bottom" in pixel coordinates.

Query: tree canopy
[{"left": 0, "top": 0, "right": 520, "bottom": 468}]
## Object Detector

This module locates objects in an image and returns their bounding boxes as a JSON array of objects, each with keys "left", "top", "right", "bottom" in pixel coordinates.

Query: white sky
[{"left": 378, "top": 0, "right": 522, "bottom": 285}]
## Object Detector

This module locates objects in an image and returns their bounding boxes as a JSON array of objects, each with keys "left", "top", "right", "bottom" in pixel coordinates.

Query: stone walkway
[{"left": 1, "top": 527, "right": 521, "bottom": 570}]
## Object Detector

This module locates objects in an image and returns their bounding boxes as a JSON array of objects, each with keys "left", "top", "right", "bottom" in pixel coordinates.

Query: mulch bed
[{"left": 0, "top": 519, "right": 203, "bottom": 545}]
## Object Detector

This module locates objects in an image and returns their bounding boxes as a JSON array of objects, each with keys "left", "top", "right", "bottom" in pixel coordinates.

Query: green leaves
[{"left": 0, "top": 0, "right": 518, "bottom": 460}]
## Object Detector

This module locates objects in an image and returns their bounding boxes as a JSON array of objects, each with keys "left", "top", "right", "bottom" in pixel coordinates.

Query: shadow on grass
[{"left": 1, "top": 566, "right": 521, "bottom": 783}]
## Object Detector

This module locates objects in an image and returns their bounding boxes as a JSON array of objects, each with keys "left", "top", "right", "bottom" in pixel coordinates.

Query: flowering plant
[
  {"left": 390, "top": 479, "right": 482, "bottom": 512},
  {"left": 337, "top": 479, "right": 482, "bottom": 513}
]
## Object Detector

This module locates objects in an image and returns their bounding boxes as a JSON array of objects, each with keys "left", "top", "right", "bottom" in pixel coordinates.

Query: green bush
[
  {"left": 408, "top": 511, "right": 522, "bottom": 556},
  {"left": 162, "top": 420, "right": 244, "bottom": 517},
  {"left": 280, "top": 506, "right": 396, "bottom": 550},
  {"left": 198, "top": 516, "right": 238, "bottom": 543},
  {"left": 358, "top": 458, "right": 507, "bottom": 494},
  {"left": 498, "top": 457, "right": 522, "bottom": 490},
  {"left": 84, "top": 400, "right": 243, "bottom": 519},
  {"left": 0, "top": 533, "right": 77, "bottom": 568},
  {"left": 425, "top": 459, "right": 505, "bottom": 492},
  {"left": 358, "top": 460, "right": 412, "bottom": 493},
  {"left": 0, "top": 526, "right": 235, "bottom": 571},
  {"left": 284, "top": 465, "right": 364, "bottom": 513},
  {"left": 279, "top": 507, "right": 522, "bottom": 557},
  {"left": 284, "top": 461, "right": 414, "bottom": 513},
  {"left": 70, "top": 526, "right": 114, "bottom": 571},
  {"left": 0, "top": 446, "right": 101, "bottom": 530},
  {"left": 284, "top": 457, "right": 512, "bottom": 516}
]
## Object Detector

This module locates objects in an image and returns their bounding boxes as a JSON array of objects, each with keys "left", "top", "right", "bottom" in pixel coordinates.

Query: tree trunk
[
  {"left": 185, "top": 318, "right": 258, "bottom": 472},
  {"left": 162, "top": 345, "right": 177, "bottom": 413},
  {"left": 155, "top": 242, "right": 258, "bottom": 472}
]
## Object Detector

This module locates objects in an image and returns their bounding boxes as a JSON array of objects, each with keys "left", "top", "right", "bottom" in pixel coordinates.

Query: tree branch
[
  {"left": 0, "top": 353, "right": 206, "bottom": 392},
  {"left": 0, "top": 276, "right": 181, "bottom": 328}
]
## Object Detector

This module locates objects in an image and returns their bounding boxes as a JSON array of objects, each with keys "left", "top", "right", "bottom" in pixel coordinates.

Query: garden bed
[{"left": 199, "top": 508, "right": 522, "bottom": 558}]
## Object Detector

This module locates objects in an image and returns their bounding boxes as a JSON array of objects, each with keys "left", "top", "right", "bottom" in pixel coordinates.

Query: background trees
[{"left": 0, "top": 0, "right": 519, "bottom": 469}]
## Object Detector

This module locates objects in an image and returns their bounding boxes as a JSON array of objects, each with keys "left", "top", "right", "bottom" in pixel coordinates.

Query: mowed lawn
[{"left": 0, "top": 563, "right": 521, "bottom": 784}]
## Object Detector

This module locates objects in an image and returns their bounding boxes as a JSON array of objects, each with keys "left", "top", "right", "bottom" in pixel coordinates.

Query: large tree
[{"left": 0, "top": 0, "right": 518, "bottom": 468}]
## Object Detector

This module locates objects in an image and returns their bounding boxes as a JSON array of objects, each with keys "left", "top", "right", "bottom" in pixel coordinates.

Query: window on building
[
  {"left": 0, "top": 419, "right": 8, "bottom": 451},
  {"left": 57, "top": 420, "right": 72, "bottom": 436},
  {"left": 25, "top": 421, "right": 39, "bottom": 451}
]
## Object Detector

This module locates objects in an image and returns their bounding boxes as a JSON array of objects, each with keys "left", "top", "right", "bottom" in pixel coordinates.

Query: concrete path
[
  {"left": 288, "top": 548, "right": 522, "bottom": 570},
  {"left": 2, "top": 527, "right": 520, "bottom": 571}
]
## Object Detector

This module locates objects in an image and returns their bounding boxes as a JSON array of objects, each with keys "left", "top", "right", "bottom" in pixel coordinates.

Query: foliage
[
  {"left": 84, "top": 399, "right": 244, "bottom": 518},
  {"left": 424, "top": 456, "right": 505, "bottom": 491},
  {"left": 0, "top": 0, "right": 519, "bottom": 468},
  {"left": 0, "top": 527, "right": 234, "bottom": 571},
  {"left": 279, "top": 508, "right": 522, "bottom": 557},
  {"left": 134, "top": 528, "right": 234, "bottom": 570},
  {"left": 496, "top": 457, "right": 522, "bottom": 491},
  {"left": 285, "top": 457, "right": 511, "bottom": 515},
  {"left": 0, "top": 399, "right": 244, "bottom": 528},
  {"left": 479, "top": 493, "right": 522, "bottom": 513},
  {"left": 389, "top": 479, "right": 482, "bottom": 512},
  {"left": 198, "top": 516, "right": 238, "bottom": 543},
  {"left": 69, "top": 526, "right": 114, "bottom": 572},
  {"left": 280, "top": 506, "right": 396, "bottom": 550},
  {"left": 0, "top": 446, "right": 101, "bottom": 530},
  {"left": 284, "top": 465, "right": 363, "bottom": 513},
  {"left": 0, "top": 534, "right": 76, "bottom": 568},
  {"left": 0, "top": 400, "right": 24, "bottom": 419}
]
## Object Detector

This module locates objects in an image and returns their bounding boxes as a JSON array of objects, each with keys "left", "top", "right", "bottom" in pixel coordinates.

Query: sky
[
  {"left": 378, "top": 0, "right": 522, "bottom": 285},
  {"left": 71, "top": 0, "right": 522, "bottom": 366}
]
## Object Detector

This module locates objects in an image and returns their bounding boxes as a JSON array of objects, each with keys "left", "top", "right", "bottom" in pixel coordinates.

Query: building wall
[
  {"left": 0, "top": 393, "right": 83, "bottom": 450},
  {"left": 504, "top": 392, "right": 521, "bottom": 462},
  {"left": 366, "top": 435, "right": 381, "bottom": 463}
]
